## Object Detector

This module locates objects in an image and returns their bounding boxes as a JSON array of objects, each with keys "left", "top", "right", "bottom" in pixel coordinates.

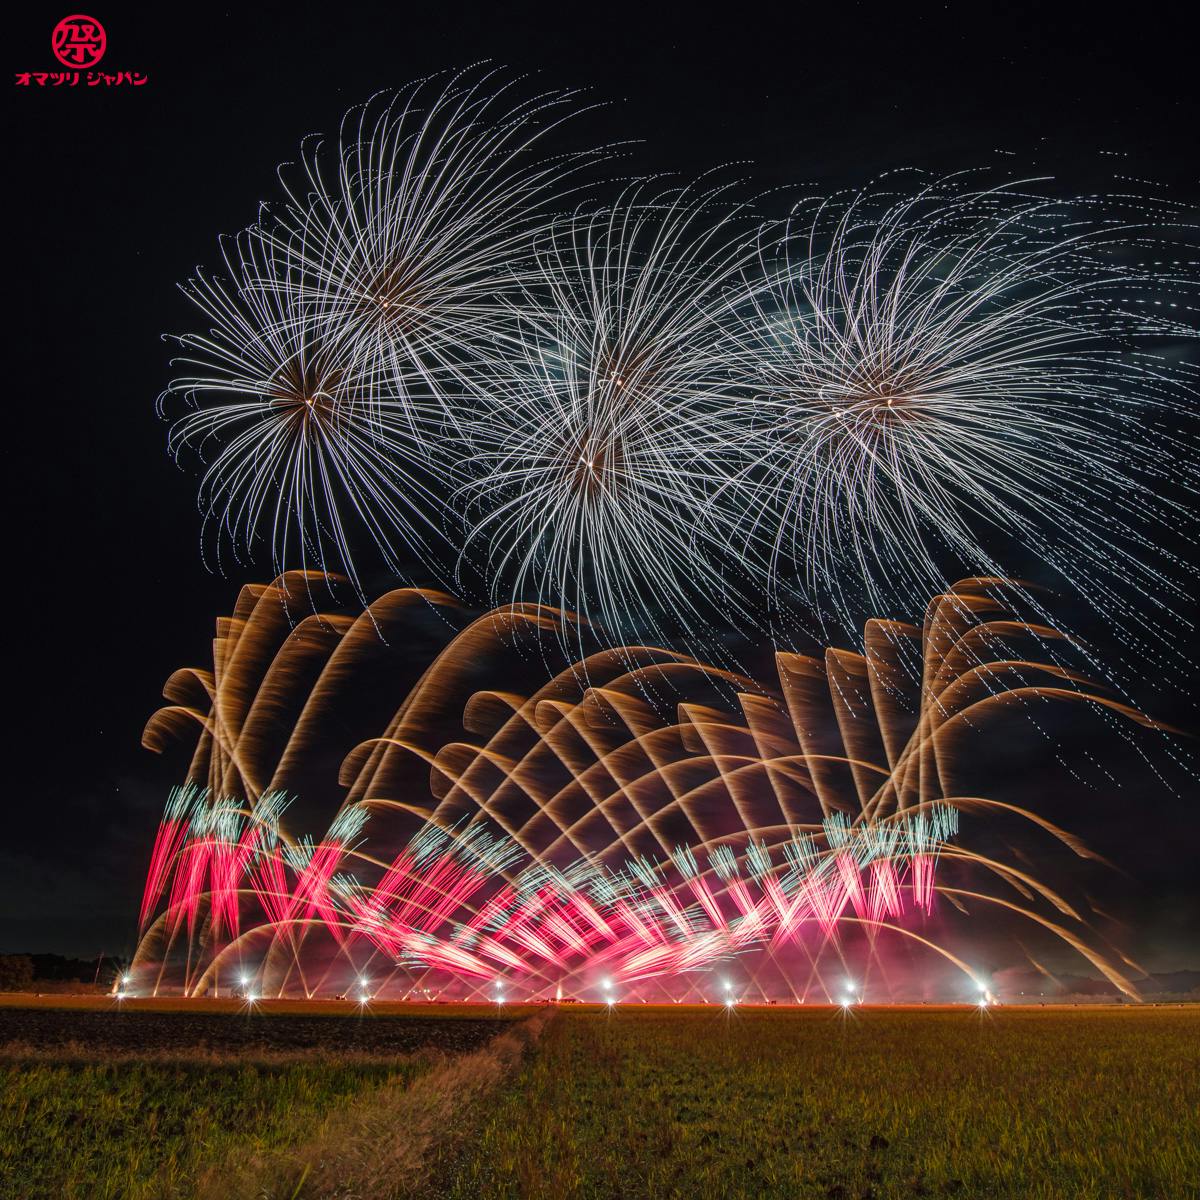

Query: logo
[
  {"left": 15, "top": 16, "right": 146, "bottom": 88},
  {"left": 51, "top": 15, "right": 106, "bottom": 69}
]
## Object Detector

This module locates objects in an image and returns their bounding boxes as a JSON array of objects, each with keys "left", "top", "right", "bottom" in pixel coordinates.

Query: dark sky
[{"left": 5, "top": 2, "right": 1197, "bottom": 971}]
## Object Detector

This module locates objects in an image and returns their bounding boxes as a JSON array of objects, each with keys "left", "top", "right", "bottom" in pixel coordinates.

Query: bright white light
[
  {"left": 722, "top": 978, "right": 732, "bottom": 991},
  {"left": 725, "top": 998, "right": 736, "bottom": 1009},
  {"left": 122, "top": 974, "right": 132, "bottom": 985},
  {"left": 240, "top": 974, "right": 250, "bottom": 987},
  {"left": 246, "top": 993, "right": 258, "bottom": 1004}
]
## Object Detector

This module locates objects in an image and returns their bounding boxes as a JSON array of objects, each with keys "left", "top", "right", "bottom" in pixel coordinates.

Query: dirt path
[{"left": 193, "top": 1008, "right": 555, "bottom": 1199}]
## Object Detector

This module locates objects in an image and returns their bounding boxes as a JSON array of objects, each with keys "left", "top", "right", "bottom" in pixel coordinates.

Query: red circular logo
[{"left": 51, "top": 14, "right": 107, "bottom": 69}]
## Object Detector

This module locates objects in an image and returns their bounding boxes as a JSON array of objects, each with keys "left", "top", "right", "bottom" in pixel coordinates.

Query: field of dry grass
[
  {"left": 0, "top": 991, "right": 535, "bottom": 1018},
  {"left": 0, "top": 1003, "right": 517, "bottom": 1057},
  {"left": 0, "top": 1000, "right": 545, "bottom": 1199},
  {"left": 440, "top": 1005, "right": 1200, "bottom": 1200},
  {"left": 3, "top": 1001, "right": 1196, "bottom": 1199}
]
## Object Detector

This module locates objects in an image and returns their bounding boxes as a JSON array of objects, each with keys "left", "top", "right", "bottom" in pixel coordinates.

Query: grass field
[
  {"left": 0, "top": 1003, "right": 518, "bottom": 1055},
  {"left": 2, "top": 1049, "right": 423, "bottom": 1199},
  {"left": 0, "top": 997, "right": 536, "bottom": 1199},
  {"left": 2, "top": 1000, "right": 1196, "bottom": 1199},
  {"left": 0, "top": 992, "right": 535, "bottom": 1018},
  {"left": 439, "top": 1005, "right": 1200, "bottom": 1200}
]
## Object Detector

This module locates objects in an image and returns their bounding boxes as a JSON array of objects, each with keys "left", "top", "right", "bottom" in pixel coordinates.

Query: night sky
[{"left": 6, "top": 3, "right": 1197, "bottom": 973}]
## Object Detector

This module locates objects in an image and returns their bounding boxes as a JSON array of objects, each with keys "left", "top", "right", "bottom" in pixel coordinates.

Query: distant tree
[
  {"left": 28, "top": 953, "right": 97, "bottom": 982},
  {"left": 0, "top": 955, "right": 34, "bottom": 991}
]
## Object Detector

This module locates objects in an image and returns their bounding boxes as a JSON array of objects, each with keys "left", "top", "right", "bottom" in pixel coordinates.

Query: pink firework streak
[
  {"left": 139, "top": 784, "right": 204, "bottom": 929},
  {"left": 134, "top": 794, "right": 958, "bottom": 996}
]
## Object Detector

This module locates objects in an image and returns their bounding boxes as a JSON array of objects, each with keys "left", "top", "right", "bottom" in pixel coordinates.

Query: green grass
[
  {"left": 0, "top": 1051, "right": 426, "bottom": 1200},
  {"left": 5, "top": 1006, "right": 1196, "bottom": 1199},
  {"left": 439, "top": 1006, "right": 1200, "bottom": 1200}
]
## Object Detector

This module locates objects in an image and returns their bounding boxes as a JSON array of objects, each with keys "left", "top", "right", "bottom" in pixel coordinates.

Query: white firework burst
[
  {"left": 729, "top": 174, "right": 1200, "bottom": 656},
  {"left": 162, "top": 230, "right": 453, "bottom": 589},
  {"left": 162, "top": 67, "right": 605, "bottom": 593},
  {"left": 454, "top": 182, "right": 762, "bottom": 651},
  {"left": 260, "top": 67, "right": 608, "bottom": 423}
]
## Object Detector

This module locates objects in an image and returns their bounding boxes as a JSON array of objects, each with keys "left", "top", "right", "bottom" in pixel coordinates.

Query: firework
[
  {"left": 132, "top": 574, "right": 1158, "bottom": 1001},
  {"left": 453, "top": 181, "right": 761, "bottom": 653},
  {"left": 726, "top": 174, "right": 1199, "bottom": 656},
  {"left": 161, "top": 78, "right": 1198, "bottom": 666},
  {"left": 162, "top": 68, "right": 606, "bottom": 595},
  {"left": 135, "top": 784, "right": 960, "bottom": 997}
]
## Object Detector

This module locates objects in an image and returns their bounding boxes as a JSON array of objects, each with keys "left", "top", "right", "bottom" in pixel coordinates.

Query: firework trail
[
  {"left": 137, "top": 799, "right": 957, "bottom": 997},
  {"left": 133, "top": 574, "right": 1160, "bottom": 1001},
  {"left": 161, "top": 68, "right": 607, "bottom": 596},
  {"left": 160, "top": 71, "right": 1199, "bottom": 673},
  {"left": 726, "top": 173, "right": 1200, "bottom": 666},
  {"left": 453, "top": 181, "right": 760, "bottom": 656}
]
